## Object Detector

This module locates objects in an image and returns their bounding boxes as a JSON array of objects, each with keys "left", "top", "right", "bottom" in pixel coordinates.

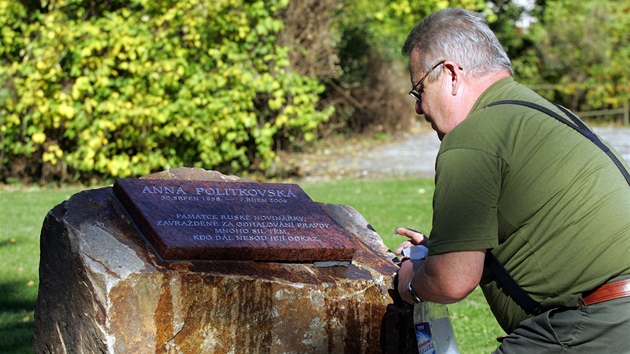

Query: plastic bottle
[
  {"left": 413, "top": 301, "right": 460, "bottom": 354},
  {"left": 403, "top": 245, "right": 460, "bottom": 354}
]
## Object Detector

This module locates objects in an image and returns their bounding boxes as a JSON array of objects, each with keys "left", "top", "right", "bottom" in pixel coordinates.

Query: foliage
[
  {"left": 340, "top": 0, "right": 488, "bottom": 61},
  {"left": 524, "top": 0, "right": 630, "bottom": 111},
  {"left": 0, "top": 0, "right": 333, "bottom": 183},
  {"left": 485, "top": 0, "right": 540, "bottom": 81},
  {"left": 3, "top": 0, "right": 627, "bottom": 185},
  {"left": 315, "top": 0, "right": 489, "bottom": 136}
]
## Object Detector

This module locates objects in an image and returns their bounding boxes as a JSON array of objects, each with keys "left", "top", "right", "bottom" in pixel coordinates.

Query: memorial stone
[{"left": 33, "top": 168, "right": 416, "bottom": 353}]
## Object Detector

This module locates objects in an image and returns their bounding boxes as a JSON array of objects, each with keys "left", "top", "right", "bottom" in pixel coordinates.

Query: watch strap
[{"left": 408, "top": 280, "right": 422, "bottom": 303}]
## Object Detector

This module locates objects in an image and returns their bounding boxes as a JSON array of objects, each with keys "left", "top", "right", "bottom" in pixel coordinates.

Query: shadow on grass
[
  {"left": 0, "top": 239, "right": 17, "bottom": 248},
  {"left": 0, "top": 282, "right": 37, "bottom": 354}
]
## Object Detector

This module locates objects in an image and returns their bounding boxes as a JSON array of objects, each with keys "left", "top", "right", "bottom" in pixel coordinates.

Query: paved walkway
[{"left": 298, "top": 127, "right": 630, "bottom": 180}]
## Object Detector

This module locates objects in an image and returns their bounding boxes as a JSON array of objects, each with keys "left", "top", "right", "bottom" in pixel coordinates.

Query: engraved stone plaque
[{"left": 113, "top": 178, "right": 356, "bottom": 262}]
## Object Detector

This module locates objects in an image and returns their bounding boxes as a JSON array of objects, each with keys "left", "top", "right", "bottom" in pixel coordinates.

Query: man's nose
[{"left": 415, "top": 100, "right": 423, "bottom": 115}]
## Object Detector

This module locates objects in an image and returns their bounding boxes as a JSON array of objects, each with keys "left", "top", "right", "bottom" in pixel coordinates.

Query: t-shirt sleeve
[{"left": 428, "top": 148, "right": 503, "bottom": 255}]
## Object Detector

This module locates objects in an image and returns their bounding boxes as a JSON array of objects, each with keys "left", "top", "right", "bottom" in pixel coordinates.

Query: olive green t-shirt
[{"left": 427, "top": 77, "right": 630, "bottom": 333}]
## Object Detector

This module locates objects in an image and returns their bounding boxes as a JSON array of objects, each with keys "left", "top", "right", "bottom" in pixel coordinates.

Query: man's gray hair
[{"left": 402, "top": 8, "right": 513, "bottom": 78}]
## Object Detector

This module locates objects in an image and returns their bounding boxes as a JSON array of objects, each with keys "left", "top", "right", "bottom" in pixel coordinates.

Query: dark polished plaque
[{"left": 113, "top": 178, "right": 356, "bottom": 262}]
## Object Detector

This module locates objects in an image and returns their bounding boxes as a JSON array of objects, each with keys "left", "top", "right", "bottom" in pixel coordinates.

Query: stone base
[{"left": 33, "top": 168, "right": 415, "bottom": 353}]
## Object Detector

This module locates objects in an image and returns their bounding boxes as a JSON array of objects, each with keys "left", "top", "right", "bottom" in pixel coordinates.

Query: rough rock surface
[{"left": 33, "top": 168, "right": 415, "bottom": 353}]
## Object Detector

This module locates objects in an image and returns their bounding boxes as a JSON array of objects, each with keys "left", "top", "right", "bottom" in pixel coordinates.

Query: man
[{"left": 395, "top": 8, "right": 630, "bottom": 353}]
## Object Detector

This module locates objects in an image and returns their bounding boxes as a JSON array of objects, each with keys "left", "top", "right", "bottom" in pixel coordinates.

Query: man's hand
[
  {"left": 394, "top": 227, "right": 428, "bottom": 256},
  {"left": 394, "top": 227, "right": 485, "bottom": 304}
]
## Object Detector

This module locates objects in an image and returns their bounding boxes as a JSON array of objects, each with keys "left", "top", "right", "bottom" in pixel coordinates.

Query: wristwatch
[{"left": 407, "top": 280, "right": 422, "bottom": 303}]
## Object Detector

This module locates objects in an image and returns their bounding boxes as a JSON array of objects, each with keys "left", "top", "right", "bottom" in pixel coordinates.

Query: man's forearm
[{"left": 408, "top": 250, "right": 486, "bottom": 304}]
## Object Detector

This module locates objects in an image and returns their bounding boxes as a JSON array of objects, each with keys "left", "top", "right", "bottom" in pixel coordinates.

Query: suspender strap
[
  {"left": 483, "top": 100, "right": 630, "bottom": 315},
  {"left": 484, "top": 252, "right": 541, "bottom": 314},
  {"left": 486, "top": 100, "right": 630, "bottom": 185}
]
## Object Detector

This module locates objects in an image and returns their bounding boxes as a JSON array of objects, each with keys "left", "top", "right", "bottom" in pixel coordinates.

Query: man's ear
[{"left": 443, "top": 61, "right": 463, "bottom": 96}]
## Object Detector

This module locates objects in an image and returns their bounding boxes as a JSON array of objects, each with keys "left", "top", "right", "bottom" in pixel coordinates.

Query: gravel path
[{"left": 297, "top": 127, "right": 630, "bottom": 180}]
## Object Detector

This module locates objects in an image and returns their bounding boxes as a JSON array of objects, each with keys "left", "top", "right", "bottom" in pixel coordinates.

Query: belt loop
[{"left": 578, "top": 297, "right": 586, "bottom": 307}]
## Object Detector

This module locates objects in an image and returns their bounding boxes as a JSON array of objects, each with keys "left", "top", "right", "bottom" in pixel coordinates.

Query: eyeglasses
[{"left": 408, "top": 60, "right": 446, "bottom": 102}]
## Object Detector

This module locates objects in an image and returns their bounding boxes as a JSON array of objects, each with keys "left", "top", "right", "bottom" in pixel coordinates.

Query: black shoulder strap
[
  {"left": 487, "top": 100, "right": 630, "bottom": 185},
  {"left": 484, "top": 252, "right": 541, "bottom": 314},
  {"left": 483, "top": 100, "right": 630, "bottom": 315}
]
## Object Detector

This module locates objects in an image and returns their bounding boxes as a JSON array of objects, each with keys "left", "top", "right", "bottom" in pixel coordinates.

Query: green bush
[
  {"left": 0, "top": 0, "right": 333, "bottom": 183},
  {"left": 527, "top": 0, "right": 630, "bottom": 112}
]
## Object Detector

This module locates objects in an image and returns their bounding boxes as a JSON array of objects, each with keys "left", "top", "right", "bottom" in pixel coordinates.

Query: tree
[
  {"left": 316, "top": 0, "right": 490, "bottom": 135},
  {"left": 527, "top": 0, "right": 630, "bottom": 112},
  {"left": 485, "top": 0, "right": 545, "bottom": 82}
]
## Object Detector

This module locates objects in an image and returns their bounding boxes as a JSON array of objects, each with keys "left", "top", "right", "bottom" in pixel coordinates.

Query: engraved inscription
[
  {"left": 113, "top": 178, "right": 356, "bottom": 261},
  {"left": 154, "top": 211, "right": 329, "bottom": 243}
]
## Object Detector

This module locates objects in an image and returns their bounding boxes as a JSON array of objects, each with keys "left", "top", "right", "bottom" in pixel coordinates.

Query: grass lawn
[
  {"left": 0, "top": 186, "right": 84, "bottom": 353},
  {"left": 0, "top": 179, "right": 503, "bottom": 353}
]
